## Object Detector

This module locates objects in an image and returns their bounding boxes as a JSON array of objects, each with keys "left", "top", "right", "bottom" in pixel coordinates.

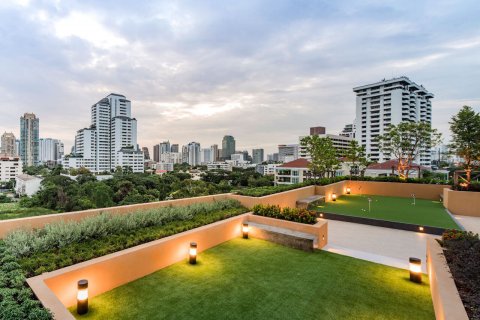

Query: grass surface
[
  {"left": 0, "top": 202, "right": 57, "bottom": 220},
  {"left": 71, "top": 238, "right": 434, "bottom": 320},
  {"left": 315, "top": 194, "right": 458, "bottom": 229}
]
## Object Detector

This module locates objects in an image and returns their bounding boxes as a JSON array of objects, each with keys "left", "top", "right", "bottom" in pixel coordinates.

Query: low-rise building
[
  {"left": 0, "top": 155, "right": 21, "bottom": 181},
  {"left": 256, "top": 163, "right": 280, "bottom": 176},
  {"left": 155, "top": 162, "right": 174, "bottom": 172},
  {"left": 364, "top": 160, "right": 430, "bottom": 178},
  {"left": 207, "top": 162, "right": 233, "bottom": 171},
  {"left": 274, "top": 159, "right": 311, "bottom": 185},
  {"left": 15, "top": 174, "right": 43, "bottom": 196}
]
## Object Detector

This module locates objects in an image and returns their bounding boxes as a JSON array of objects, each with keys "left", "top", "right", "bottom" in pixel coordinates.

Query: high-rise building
[
  {"left": 153, "top": 145, "right": 160, "bottom": 162},
  {"left": 353, "top": 77, "right": 433, "bottom": 165},
  {"left": 200, "top": 148, "right": 212, "bottom": 164},
  {"left": 64, "top": 94, "right": 144, "bottom": 173},
  {"left": 210, "top": 144, "right": 218, "bottom": 162},
  {"left": 252, "top": 148, "right": 264, "bottom": 164},
  {"left": 1, "top": 132, "right": 17, "bottom": 157},
  {"left": 171, "top": 144, "right": 179, "bottom": 153},
  {"left": 278, "top": 144, "right": 298, "bottom": 163},
  {"left": 221, "top": 135, "right": 235, "bottom": 160},
  {"left": 20, "top": 113, "right": 39, "bottom": 166},
  {"left": 39, "top": 138, "right": 64, "bottom": 164},
  {"left": 181, "top": 145, "right": 188, "bottom": 164},
  {"left": 310, "top": 126, "right": 326, "bottom": 135},
  {"left": 340, "top": 124, "right": 355, "bottom": 138},
  {"left": 187, "top": 142, "right": 201, "bottom": 166},
  {"left": 159, "top": 141, "right": 171, "bottom": 154},
  {"left": 267, "top": 153, "right": 279, "bottom": 162},
  {"left": 142, "top": 147, "right": 150, "bottom": 160}
]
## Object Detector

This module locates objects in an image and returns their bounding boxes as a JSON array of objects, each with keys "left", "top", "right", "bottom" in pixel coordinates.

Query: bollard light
[
  {"left": 418, "top": 226, "right": 424, "bottom": 232},
  {"left": 320, "top": 213, "right": 324, "bottom": 218},
  {"left": 189, "top": 242, "right": 197, "bottom": 264},
  {"left": 346, "top": 187, "right": 351, "bottom": 194},
  {"left": 242, "top": 223, "right": 249, "bottom": 239},
  {"left": 409, "top": 257, "right": 422, "bottom": 283},
  {"left": 332, "top": 193, "right": 337, "bottom": 201},
  {"left": 77, "top": 279, "right": 89, "bottom": 315}
]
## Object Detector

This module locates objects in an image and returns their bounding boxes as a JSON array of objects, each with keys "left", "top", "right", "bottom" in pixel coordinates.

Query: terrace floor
[
  {"left": 453, "top": 214, "right": 480, "bottom": 234},
  {"left": 71, "top": 238, "right": 434, "bottom": 320},
  {"left": 322, "top": 219, "right": 435, "bottom": 273},
  {"left": 315, "top": 194, "right": 459, "bottom": 229}
]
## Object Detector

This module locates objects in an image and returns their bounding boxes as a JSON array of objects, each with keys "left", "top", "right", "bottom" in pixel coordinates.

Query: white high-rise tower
[{"left": 353, "top": 77, "right": 433, "bottom": 166}]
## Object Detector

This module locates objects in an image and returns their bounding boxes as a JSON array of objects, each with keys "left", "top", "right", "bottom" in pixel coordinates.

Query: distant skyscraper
[
  {"left": 222, "top": 135, "right": 235, "bottom": 160},
  {"left": 159, "top": 141, "right": 171, "bottom": 154},
  {"left": 171, "top": 144, "right": 179, "bottom": 153},
  {"left": 353, "top": 77, "right": 433, "bottom": 165},
  {"left": 1, "top": 132, "right": 17, "bottom": 157},
  {"left": 153, "top": 145, "right": 160, "bottom": 162},
  {"left": 278, "top": 144, "right": 298, "bottom": 162},
  {"left": 200, "top": 148, "right": 212, "bottom": 164},
  {"left": 252, "top": 148, "right": 264, "bottom": 164},
  {"left": 39, "top": 138, "right": 64, "bottom": 164},
  {"left": 310, "top": 126, "right": 326, "bottom": 135},
  {"left": 20, "top": 113, "right": 39, "bottom": 166},
  {"left": 142, "top": 147, "right": 150, "bottom": 160},
  {"left": 64, "top": 94, "right": 144, "bottom": 173},
  {"left": 181, "top": 145, "right": 189, "bottom": 164},
  {"left": 187, "top": 142, "right": 201, "bottom": 166},
  {"left": 210, "top": 144, "right": 219, "bottom": 162}
]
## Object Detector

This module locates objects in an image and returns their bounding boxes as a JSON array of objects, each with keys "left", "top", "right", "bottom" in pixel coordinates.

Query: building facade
[
  {"left": 20, "top": 113, "right": 39, "bottom": 166},
  {"left": 278, "top": 144, "right": 298, "bottom": 163},
  {"left": 1, "top": 132, "right": 17, "bottom": 157},
  {"left": 64, "top": 94, "right": 144, "bottom": 173},
  {"left": 221, "top": 135, "right": 235, "bottom": 160},
  {"left": 252, "top": 148, "right": 264, "bottom": 164},
  {"left": 0, "top": 155, "right": 21, "bottom": 181},
  {"left": 39, "top": 138, "right": 64, "bottom": 164},
  {"left": 274, "top": 159, "right": 311, "bottom": 185},
  {"left": 353, "top": 77, "right": 433, "bottom": 165},
  {"left": 187, "top": 142, "right": 201, "bottom": 166}
]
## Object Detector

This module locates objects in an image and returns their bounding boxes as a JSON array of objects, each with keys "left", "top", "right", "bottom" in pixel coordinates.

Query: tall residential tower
[{"left": 20, "top": 113, "right": 39, "bottom": 166}]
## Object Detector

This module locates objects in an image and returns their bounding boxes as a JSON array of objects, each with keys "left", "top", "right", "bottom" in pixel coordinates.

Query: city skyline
[{"left": 0, "top": 1, "right": 479, "bottom": 154}]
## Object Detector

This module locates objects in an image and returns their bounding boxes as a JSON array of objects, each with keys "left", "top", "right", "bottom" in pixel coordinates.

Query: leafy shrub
[
  {"left": 452, "top": 181, "right": 480, "bottom": 192},
  {"left": 0, "top": 242, "right": 52, "bottom": 320},
  {"left": 252, "top": 204, "right": 317, "bottom": 224},
  {"left": 5, "top": 199, "right": 244, "bottom": 259},
  {"left": 441, "top": 230, "right": 480, "bottom": 319}
]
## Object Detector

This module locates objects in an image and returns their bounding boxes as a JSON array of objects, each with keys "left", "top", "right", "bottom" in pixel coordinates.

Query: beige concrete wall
[
  {"left": 0, "top": 194, "right": 230, "bottom": 238},
  {"left": 340, "top": 181, "right": 449, "bottom": 200},
  {"left": 27, "top": 213, "right": 328, "bottom": 319},
  {"left": 443, "top": 188, "right": 480, "bottom": 217},
  {"left": 426, "top": 238, "right": 468, "bottom": 320},
  {"left": 315, "top": 181, "right": 347, "bottom": 202},
  {"left": 229, "top": 185, "right": 316, "bottom": 209},
  {"left": 247, "top": 215, "right": 328, "bottom": 249}
]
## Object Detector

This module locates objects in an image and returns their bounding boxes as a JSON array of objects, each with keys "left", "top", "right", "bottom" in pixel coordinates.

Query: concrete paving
[
  {"left": 454, "top": 215, "right": 480, "bottom": 234},
  {"left": 321, "top": 219, "right": 437, "bottom": 273}
]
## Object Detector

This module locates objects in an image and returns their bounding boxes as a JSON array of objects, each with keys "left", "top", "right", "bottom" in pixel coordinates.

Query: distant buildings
[
  {"left": 171, "top": 144, "right": 179, "bottom": 153},
  {"left": 187, "top": 142, "right": 201, "bottom": 166},
  {"left": 340, "top": 124, "right": 355, "bottom": 138},
  {"left": 221, "top": 135, "right": 235, "bottom": 160},
  {"left": 274, "top": 159, "right": 311, "bottom": 185},
  {"left": 39, "top": 138, "right": 64, "bottom": 164},
  {"left": 310, "top": 126, "right": 326, "bottom": 135},
  {"left": 142, "top": 147, "right": 150, "bottom": 160},
  {"left": 0, "top": 155, "right": 21, "bottom": 181},
  {"left": 353, "top": 77, "right": 433, "bottom": 166},
  {"left": 299, "top": 126, "right": 353, "bottom": 159},
  {"left": 15, "top": 174, "right": 42, "bottom": 196},
  {"left": 278, "top": 144, "right": 298, "bottom": 163},
  {"left": 267, "top": 153, "right": 279, "bottom": 162},
  {"left": 207, "top": 162, "right": 233, "bottom": 171},
  {"left": 20, "top": 113, "right": 39, "bottom": 166},
  {"left": 200, "top": 148, "right": 212, "bottom": 164},
  {"left": 255, "top": 163, "right": 279, "bottom": 175},
  {"left": 1, "top": 132, "right": 17, "bottom": 157},
  {"left": 252, "top": 148, "right": 264, "bottom": 164},
  {"left": 210, "top": 144, "right": 219, "bottom": 162},
  {"left": 64, "top": 94, "right": 144, "bottom": 173}
]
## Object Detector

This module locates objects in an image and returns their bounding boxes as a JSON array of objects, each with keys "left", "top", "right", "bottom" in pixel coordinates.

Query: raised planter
[
  {"left": 426, "top": 238, "right": 469, "bottom": 320},
  {"left": 318, "top": 211, "right": 447, "bottom": 235}
]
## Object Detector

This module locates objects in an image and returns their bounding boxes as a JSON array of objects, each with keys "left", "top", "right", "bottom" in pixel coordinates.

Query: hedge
[{"left": 252, "top": 204, "right": 317, "bottom": 224}]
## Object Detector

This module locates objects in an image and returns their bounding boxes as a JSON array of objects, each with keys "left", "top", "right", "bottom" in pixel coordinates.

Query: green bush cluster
[
  {"left": 252, "top": 204, "right": 317, "bottom": 224},
  {"left": 441, "top": 230, "right": 480, "bottom": 319},
  {"left": 5, "top": 199, "right": 243, "bottom": 259},
  {"left": 0, "top": 242, "right": 52, "bottom": 320}
]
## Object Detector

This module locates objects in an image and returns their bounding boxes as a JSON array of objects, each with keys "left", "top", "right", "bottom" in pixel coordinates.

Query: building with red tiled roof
[{"left": 365, "top": 159, "right": 431, "bottom": 178}]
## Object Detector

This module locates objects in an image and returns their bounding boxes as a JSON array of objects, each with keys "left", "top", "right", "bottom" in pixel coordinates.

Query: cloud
[{"left": 0, "top": 0, "right": 479, "bottom": 155}]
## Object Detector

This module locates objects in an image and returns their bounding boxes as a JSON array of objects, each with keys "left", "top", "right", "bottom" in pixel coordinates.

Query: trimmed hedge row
[
  {"left": 252, "top": 204, "right": 317, "bottom": 224},
  {"left": 236, "top": 176, "right": 451, "bottom": 197},
  {"left": 440, "top": 229, "right": 480, "bottom": 319}
]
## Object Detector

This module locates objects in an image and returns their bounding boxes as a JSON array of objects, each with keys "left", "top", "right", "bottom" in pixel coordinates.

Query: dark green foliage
[
  {"left": 0, "top": 242, "right": 52, "bottom": 320},
  {"left": 441, "top": 230, "right": 480, "bottom": 319},
  {"left": 252, "top": 204, "right": 317, "bottom": 224}
]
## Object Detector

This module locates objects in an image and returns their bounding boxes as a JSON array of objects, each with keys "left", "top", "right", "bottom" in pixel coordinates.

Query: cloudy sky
[{"left": 0, "top": 0, "right": 479, "bottom": 155}]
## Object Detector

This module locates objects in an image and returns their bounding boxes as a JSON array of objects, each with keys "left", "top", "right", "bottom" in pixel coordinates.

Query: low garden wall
[
  {"left": 342, "top": 181, "right": 449, "bottom": 200},
  {"left": 315, "top": 181, "right": 346, "bottom": 201},
  {"left": 426, "top": 238, "right": 468, "bottom": 320},
  {"left": 229, "top": 185, "right": 316, "bottom": 209},
  {"left": 27, "top": 213, "right": 328, "bottom": 319},
  {"left": 443, "top": 188, "right": 480, "bottom": 217},
  {"left": 0, "top": 194, "right": 230, "bottom": 238}
]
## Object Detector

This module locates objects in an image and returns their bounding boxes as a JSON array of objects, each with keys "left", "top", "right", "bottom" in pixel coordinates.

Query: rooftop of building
[
  {"left": 16, "top": 174, "right": 42, "bottom": 181},
  {"left": 352, "top": 76, "right": 433, "bottom": 97},
  {"left": 278, "top": 158, "right": 311, "bottom": 168},
  {"left": 367, "top": 159, "right": 429, "bottom": 171}
]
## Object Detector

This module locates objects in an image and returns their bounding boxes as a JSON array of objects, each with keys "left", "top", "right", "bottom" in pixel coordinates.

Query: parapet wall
[{"left": 443, "top": 188, "right": 480, "bottom": 217}]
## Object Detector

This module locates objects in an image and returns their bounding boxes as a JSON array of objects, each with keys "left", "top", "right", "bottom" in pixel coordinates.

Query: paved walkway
[
  {"left": 321, "top": 219, "right": 437, "bottom": 273},
  {"left": 454, "top": 215, "right": 480, "bottom": 234}
]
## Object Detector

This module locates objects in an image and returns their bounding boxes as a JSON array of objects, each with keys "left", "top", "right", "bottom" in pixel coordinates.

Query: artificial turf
[
  {"left": 71, "top": 238, "right": 434, "bottom": 320},
  {"left": 315, "top": 194, "right": 459, "bottom": 229}
]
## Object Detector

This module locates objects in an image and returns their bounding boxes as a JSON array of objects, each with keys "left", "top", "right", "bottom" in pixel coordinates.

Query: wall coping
[
  {"left": 427, "top": 238, "right": 468, "bottom": 320},
  {"left": 232, "top": 184, "right": 316, "bottom": 199}
]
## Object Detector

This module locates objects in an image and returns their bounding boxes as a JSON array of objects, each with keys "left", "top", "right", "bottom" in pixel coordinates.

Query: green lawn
[
  {"left": 315, "top": 194, "right": 458, "bottom": 229},
  {"left": 0, "top": 202, "right": 57, "bottom": 220},
  {"left": 71, "top": 238, "right": 434, "bottom": 320}
]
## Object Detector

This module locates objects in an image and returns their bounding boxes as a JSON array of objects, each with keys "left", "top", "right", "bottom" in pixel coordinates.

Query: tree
[
  {"left": 449, "top": 106, "right": 480, "bottom": 187},
  {"left": 343, "top": 140, "right": 369, "bottom": 177},
  {"left": 300, "top": 136, "right": 340, "bottom": 181},
  {"left": 376, "top": 121, "right": 442, "bottom": 179}
]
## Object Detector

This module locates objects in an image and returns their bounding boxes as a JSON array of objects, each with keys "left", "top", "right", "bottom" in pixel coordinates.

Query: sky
[{"left": 0, "top": 0, "right": 479, "bottom": 155}]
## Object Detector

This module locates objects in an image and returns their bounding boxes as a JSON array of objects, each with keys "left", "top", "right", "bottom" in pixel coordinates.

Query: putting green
[{"left": 316, "top": 194, "right": 459, "bottom": 229}]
